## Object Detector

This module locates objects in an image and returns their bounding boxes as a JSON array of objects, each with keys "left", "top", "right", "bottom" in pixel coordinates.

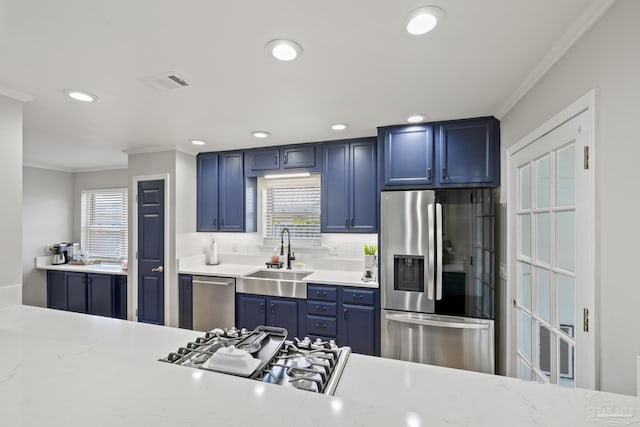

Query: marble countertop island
[{"left": 1, "top": 305, "right": 638, "bottom": 426}]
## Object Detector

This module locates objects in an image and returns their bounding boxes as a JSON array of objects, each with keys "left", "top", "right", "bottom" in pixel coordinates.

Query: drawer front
[
  {"left": 342, "top": 288, "right": 376, "bottom": 306},
  {"left": 307, "top": 301, "right": 337, "bottom": 316},
  {"left": 307, "top": 285, "right": 337, "bottom": 302},
  {"left": 307, "top": 315, "right": 337, "bottom": 337}
]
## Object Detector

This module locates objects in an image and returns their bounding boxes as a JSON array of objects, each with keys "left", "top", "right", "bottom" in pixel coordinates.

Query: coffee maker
[{"left": 52, "top": 243, "right": 68, "bottom": 265}]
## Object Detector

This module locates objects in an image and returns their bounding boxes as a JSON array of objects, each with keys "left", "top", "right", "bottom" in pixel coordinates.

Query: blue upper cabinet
[
  {"left": 282, "top": 145, "right": 315, "bottom": 169},
  {"left": 382, "top": 125, "right": 434, "bottom": 187},
  {"left": 218, "top": 152, "right": 245, "bottom": 231},
  {"left": 322, "top": 138, "right": 377, "bottom": 233},
  {"left": 380, "top": 117, "right": 500, "bottom": 189},
  {"left": 437, "top": 117, "right": 500, "bottom": 187},
  {"left": 197, "top": 151, "right": 245, "bottom": 232},
  {"left": 250, "top": 147, "right": 280, "bottom": 171},
  {"left": 197, "top": 153, "right": 219, "bottom": 231},
  {"left": 245, "top": 143, "right": 320, "bottom": 176}
]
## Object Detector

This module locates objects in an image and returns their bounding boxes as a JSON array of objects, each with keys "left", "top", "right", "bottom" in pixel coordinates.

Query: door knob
[{"left": 152, "top": 266, "right": 164, "bottom": 273}]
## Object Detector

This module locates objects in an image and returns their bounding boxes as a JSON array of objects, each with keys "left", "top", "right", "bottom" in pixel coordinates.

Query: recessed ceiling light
[
  {"left": 64, "top": 90, "right": 99, "bottom": 103},
  {"left": 252, "top": 131, "right": 271, "bottom": 138},
  {"left": 266, "top": 39, "right": 303, "bottom": 62},
  {"left": 331, "top": 123, "right": 349, "bottom": 131},
  {"left": 190, "top": 139, "right": 206, "bottom": 146},
  {"left": 407, "top": 114, "right": 427, "bottom": 123},
  {"left": 406, "top": 6, "right": 445, "bottom": 35}
]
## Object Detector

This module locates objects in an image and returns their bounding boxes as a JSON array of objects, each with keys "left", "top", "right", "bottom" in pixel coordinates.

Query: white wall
[
  {"left": 72, "top": 168, "right": 128, "bottom": 242},
  {"left": 0, "top": 95, "right": 23, "bottom": 307},
  {"left": 499, "top": 0, "right": 640, "bottom": 395},
  {"left": 22, "top": 166, "right": 74, "bottom": 307}
]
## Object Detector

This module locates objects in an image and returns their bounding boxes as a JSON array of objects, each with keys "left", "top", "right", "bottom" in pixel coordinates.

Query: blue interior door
[{"left": 138, "top": 180, "right": 165, "bottom": 325}]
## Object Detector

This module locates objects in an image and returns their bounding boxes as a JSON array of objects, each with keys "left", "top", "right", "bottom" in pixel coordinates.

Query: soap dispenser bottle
[{"left": 207, "top": 239, "right": 219, "bottom": 265}]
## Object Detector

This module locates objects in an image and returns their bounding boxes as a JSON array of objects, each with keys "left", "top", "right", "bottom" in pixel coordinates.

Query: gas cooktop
[{"left": 159, "top": 326, "right": 351, "bottom": 395}]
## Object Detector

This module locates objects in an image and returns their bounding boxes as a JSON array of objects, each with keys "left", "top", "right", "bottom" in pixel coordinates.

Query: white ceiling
[{"left": 0, "top": 0, "right": 598, "bottom": 171}]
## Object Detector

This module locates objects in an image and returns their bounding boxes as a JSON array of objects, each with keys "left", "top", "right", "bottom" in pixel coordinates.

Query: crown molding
[
  {"left": 123, "top": 145, "right": 197, "bottom": 156},
  {"left": 23, "top": 162, "right": 74, "bottom": 173},
  {"left": 0, "top": 84, "right": 35, "bottom": 102},
  {"left": 495, "top": 0, "right": 616, "bottom": 119}
]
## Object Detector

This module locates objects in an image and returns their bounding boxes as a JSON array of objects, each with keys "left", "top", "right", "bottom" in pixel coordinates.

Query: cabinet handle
[
  {"left": 270, "top": 303, "right": 275, "bottom": 314},
  {"left": 345, "top": 218, "right": 349, "bottom": 227},
  {"left": 316, "top": 305, "right": 327, "bottom": 311},
  {"left": 351, "top": 218, "right": 355, "bottom": 227},
  {"left": 315, "top": 323, "right": 327, "bottom": 329},
  {"left": 259, "top": 302, "right": 264, "bottom": 313},
  {"left": 284, "top": 154, "right": 288, "bottom": 164},
  {"left": 343, "top": 309, "right": 348, "bottom": 320},
  {"left": 213, "top": 218, "right": 217, "bottom": 227},
  {"left": 221, "top": 218, "right": 224, "bottom": 227},
  {"left": 317, "top": 291, "right": 327, "bottom": 297},
  {"left": 427, "top": 167, "right": 432, "bottom": 180},
  {"left": 352, "top": 293, "right": 364, "bottom": 299},
  {"left": 442, "top": 167, "right": 448, "bottom": 179},
  {"left": 275, "top": 153, "right": 278, "bottom": 165}
]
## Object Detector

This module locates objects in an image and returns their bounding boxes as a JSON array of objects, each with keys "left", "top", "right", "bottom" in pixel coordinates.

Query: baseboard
[{"left": 0, "top": 284, "right": 22, "bottom": 308}]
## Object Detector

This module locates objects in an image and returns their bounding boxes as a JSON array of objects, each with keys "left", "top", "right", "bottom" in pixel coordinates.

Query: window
[
  {"left": 81, "top": 188, "right": 128, "bottom": 259},
  {"left": 261, "top": 175, "right": 321, "bottom": 245}
]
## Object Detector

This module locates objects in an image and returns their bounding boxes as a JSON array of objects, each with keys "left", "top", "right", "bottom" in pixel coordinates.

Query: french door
[{"left": 508, "top": 102, "right": 595, "bottom": 389}]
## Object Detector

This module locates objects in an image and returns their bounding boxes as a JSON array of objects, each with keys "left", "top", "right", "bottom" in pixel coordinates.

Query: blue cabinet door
[
  {"left": 341, "top": 304, "right": 375, "bottom": 355},
  {"left": 113, "top": 276, "right": 127, "bottom": 320},
  {"left": 383, "top": 125, "right": 434, "bottom": 187},
  {"left": 321, "top": 143, "right": 350, "bottom": 232},
  {"left": 197, "top": 153, "right": 219, "bottom": 231},
  {"left": 47, "top": 270, "right": 66, "bottom": 310},
  {"left": 282, "top": 145, "right": 316, "bottom": 169},
  {"left": 65, "top": 272, "right": 87, "bottom": 313},
  {"left": 179, "top": 274, "right": 193, "bottom": 330},
  {"left": 87, "top": 273, "right": 113, "bottom": 317},
  {"left": 236, "top": 294, "right": 266, "bottom": 330},
  {"left": 250, "top": 148, "right": 280, "bottom": 171},
  {"left": 438, "top": 118, "right": 499, "bottom": 186},
  {"left": 350, "top": 140, "right": 377, "bottom": 232},
  {"left": 218, "top": 152, "right": 245, "bottom": 231},
  {"left": 267, "top": 298, "right": 298, "bottom": 339}
]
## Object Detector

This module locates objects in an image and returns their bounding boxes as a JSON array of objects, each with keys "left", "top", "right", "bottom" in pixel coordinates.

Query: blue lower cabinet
[
  {"left": 268, "top": 298, "right": 299, "bottom": 338},
  {"left": 66, "top": 272, "right": 87, "bottom": 313},
  {"left": 307, "top": 315, "right": 337, "bottom": 337},
  {"left": 47, "top": 270, "right": 66, "bottom": 310},
  {"left": 236, "top": 294, "right": 266, "bottom": 331},
  {"left": 341, "top": 304, "right": 376, "bottom": 356},
  {"left": 87, "top": 273, "right": 113, "bottom": 317},
  {"left": 46, "top": 271, "right": 126, "bottom": 319},
  {"left": 179, "top": 274, "right": 193, "bottom": 330}
]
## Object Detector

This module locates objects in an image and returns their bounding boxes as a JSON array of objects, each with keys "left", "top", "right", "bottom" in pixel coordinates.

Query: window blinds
[
  {"left": 80, "top": 188, "right": 128, "bottom": 259},
  {"left": 263, "top": 175, "right": 321, "bottom": 244}
]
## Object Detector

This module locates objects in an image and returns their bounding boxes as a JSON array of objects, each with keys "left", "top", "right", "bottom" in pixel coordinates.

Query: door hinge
[
  {"left": 135, "top": 308, "right": 138, "bottom": 318},
  {"left": 583, "top": 146, "right": 589, "bottom": 170},
  {"left": 583, "top": 308, "right": 590, "bottom": 332},
  {"left": 135, "top": 251, "right": 138, "bottom": 260},
  {"left": 135, "top": 194, "right": 138, "bottom": 202}
]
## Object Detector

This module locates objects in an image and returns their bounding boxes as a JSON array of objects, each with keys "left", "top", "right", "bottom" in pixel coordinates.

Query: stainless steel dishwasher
[{"left": 192, "top": 276, "right": 235, "bottom": 331}]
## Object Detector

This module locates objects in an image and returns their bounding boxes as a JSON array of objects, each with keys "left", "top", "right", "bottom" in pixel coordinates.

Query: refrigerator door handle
[
  {"left": 435, "top": 203, "right": 443, "bottom": 300},
  {"left": 384, "top": 313, "right": 490, "bottom": 330},
  {"left": 427, "top": 203, "right": 435, "bottom": 300}
]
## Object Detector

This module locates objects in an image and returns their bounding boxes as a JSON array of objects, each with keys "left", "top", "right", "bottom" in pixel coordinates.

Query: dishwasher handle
[
  {"left": 385, "top": 313, "right": 490, "bottom": 330},
  {"left": 192, "top": 276, "right": 235, "bottom": 287}
]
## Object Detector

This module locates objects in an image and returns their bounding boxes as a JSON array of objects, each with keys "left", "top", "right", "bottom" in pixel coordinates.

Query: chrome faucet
[{"left": 280, "top": 227, "right": 296, "bottom": 270}]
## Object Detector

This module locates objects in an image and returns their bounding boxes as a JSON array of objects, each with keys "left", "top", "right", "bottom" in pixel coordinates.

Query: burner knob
[{"left": 329, "top": 340, "right": 337, "bottom": 349}]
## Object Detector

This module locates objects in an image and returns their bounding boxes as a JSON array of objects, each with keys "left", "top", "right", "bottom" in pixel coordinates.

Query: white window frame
[
  {"left": 257, "top": 174, "right": 322, "bottom": 247},
  {"left": 80, "top": 187, "right": 129, "bottom": 260}
]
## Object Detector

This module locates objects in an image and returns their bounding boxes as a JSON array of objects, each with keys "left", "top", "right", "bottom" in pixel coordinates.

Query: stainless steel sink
[{"left": 237, "top": 270, "right": 313, "bottom": 299}]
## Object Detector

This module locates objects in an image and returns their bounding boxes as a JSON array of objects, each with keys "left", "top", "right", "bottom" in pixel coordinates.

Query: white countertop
[
  {"left": 178, "top": 257, "right": 378, "bottom": 288},
  {"left": 2, "top": 305, "right": 639, "bottom": 427},
  {"left": 35, "top": 256, "right": 127, "bottom": 276}
]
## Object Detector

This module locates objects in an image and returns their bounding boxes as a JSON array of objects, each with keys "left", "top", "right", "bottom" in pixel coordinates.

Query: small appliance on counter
[
  {"left": 160, "top": 326, "right": 351, "bottom": 395},
  {"left": 52, "top": 243, "right": 68, "bottom": 265}
]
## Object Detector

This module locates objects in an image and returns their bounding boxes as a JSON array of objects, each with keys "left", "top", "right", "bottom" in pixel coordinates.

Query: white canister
[{"left": 207, "top": 240, "right": 219, "bottom": 265}]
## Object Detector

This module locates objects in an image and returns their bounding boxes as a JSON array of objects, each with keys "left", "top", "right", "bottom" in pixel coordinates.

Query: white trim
[
  {"left": 123, "top": 146, "right": 197, "bottom": 157},
  {"left": 495, "top": 0, "right": 615, "bottom": 119},
  {"left": 23, "top": 162, "right": 128, "bottom": 174},
  {"left": 505, "top": 90, "right": 597, "bottom": 389},
  {"left": 0, "top": 84, "right": 35, "bottom": 102},
  {"left": 131, "top": 174, "right": 171, "bottom": 326}
]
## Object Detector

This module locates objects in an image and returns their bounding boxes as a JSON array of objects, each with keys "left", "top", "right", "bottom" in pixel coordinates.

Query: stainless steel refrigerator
[{"left": 380, "top": 189, "right": 495, "bottom": 374}]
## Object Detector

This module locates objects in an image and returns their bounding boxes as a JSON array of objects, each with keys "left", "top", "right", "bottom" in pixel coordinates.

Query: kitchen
[{"left": 3, "top": 0, "right": 640, "bottom": 425}]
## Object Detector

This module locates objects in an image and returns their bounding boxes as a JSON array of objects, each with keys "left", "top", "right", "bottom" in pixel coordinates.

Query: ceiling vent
[{"left": 140, "top": 72, "right": 190, "bottom": 92}]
